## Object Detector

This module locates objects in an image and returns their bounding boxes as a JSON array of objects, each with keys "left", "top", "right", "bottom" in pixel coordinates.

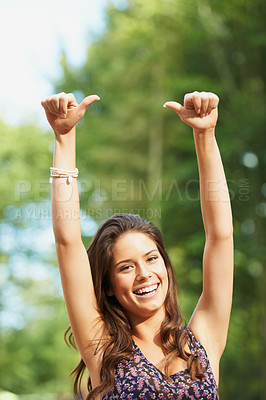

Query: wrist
[
  {"left": 193, "top": 127, "right": 215, "bottom": 137},
  {"left": 53, "top": 128, "right": 76, "bottom": 170},
  {"left": 54, "top": 127, "right": 76, "bottom": 142},
  {"left": 193, "top": 127, "right": 217, "bottom": 155}
]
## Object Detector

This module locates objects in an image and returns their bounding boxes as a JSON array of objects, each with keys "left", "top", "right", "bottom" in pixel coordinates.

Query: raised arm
[
  {"left": 41, "top": 93, "right": 104, "bottom": 370},
  {"left": 164, "top": 92, "right": 234, "bottom": 384}
]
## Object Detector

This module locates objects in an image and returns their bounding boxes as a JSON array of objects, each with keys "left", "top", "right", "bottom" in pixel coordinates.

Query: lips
[{"left": 133, "top": 283, "right": 159, "bottom": 296}]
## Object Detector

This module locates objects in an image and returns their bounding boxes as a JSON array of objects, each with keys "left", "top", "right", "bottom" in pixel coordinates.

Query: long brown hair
[{"left": 65, "top": 213, "right": 205, "bottom": 399}]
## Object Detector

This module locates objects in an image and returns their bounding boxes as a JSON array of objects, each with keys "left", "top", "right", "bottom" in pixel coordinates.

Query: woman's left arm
[{"left": 164, "top": 92, "right": 234, "bottom": 368}]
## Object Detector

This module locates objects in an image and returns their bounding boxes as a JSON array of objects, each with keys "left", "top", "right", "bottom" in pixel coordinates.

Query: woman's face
[{"left": 108, "top": 232, "right": 169, "bottom": 325}]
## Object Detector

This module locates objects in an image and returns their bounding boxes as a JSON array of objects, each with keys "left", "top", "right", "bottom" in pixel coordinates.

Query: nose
[{"left": 135, "top": 262, "right": 152, "bottom": 281}]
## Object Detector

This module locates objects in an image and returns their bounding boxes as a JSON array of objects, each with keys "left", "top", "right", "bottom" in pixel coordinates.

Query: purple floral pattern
[{"left": 103, "top": 327, "right": 219, "bottom": 399}]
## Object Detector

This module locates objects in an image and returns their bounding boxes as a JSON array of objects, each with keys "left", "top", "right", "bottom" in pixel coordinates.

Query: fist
[
  {"left": 163, "top": 91, "right": 219, "bottom": 132},
  {"left": 41, "top": 92, "right": 100, "bottom": 135}
]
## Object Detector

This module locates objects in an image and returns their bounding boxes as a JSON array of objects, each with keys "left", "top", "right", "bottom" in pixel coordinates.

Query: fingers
[
  {"left": 41, "top": 93, "right": 99, "bottom": 118},
  {"left": 58, "top": 96, "right": 67, "bottom": 118},
  {"left": 47, "top": 95, "right": 60, "bottom": 116},
  {"left": 41, "top": 92, "right": 70, "bottom": 118},
  {"left": 163, "top": 101, "right": 182, "bottom": 113},
  {"left": 41, "top": 96, "right": 55, "bottom": 115},
  {"left": 208, "top": 94, "right": 219, "bottom": 113},
  {"left": 200, "top": 93, "right": 209, "bottom": 116},
  {"left": 184, "top": 92, "right": 201, "bottom": 115},
  {"left": 183, "top": 91, "right": 219, "bottom": 117},
  {"left": 78, "top": 95, "right": 101, "bottom": 114}
]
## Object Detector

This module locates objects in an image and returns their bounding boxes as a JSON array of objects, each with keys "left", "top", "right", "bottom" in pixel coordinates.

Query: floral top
[{"left": 103, "top": 327, "right": 219, "bottom": 399}]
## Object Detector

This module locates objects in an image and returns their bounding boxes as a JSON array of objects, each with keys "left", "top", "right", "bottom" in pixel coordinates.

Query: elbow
[
  {"left": 206, "top": 226, "right": 234, "bottom": 241},
  {"left": 54, "top": 233, "right": 82, "bottom": 247},
  {"left": 53, "top": 225, "right": 82, "bottom": 246}
]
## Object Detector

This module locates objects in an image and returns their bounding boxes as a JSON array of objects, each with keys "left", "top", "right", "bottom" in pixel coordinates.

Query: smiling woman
[
  {"left": 109, "top": 232, "right": 169, "bottom": 317},
  {"left": 41, "top": 90, "right": 233, "bottom": 399}
]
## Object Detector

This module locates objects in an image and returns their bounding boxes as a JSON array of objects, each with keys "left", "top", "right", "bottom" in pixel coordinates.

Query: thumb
[
  {"left": 78, "top": 94, "right": 100, "bottom": 114},
  {"left": 163, "top": 101, "right": 183, "bottom": 116}
]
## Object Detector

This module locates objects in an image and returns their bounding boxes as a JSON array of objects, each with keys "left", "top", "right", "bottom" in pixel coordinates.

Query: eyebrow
[{"left": 114, "top": 249, "right": 158, "bottom": 269}]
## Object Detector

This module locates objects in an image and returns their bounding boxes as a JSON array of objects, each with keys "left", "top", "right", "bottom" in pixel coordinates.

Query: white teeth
[{"left": 134, "top": 284, "right": 159, "bottom": 295}]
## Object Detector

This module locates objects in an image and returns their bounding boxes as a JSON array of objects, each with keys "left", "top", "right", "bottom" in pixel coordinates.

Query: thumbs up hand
[
  {"left": 163, "top": 91, "right": 219, "bottom": 133},
  {"left": 41, "top": 92, "right": 100, "bottom": 135}
]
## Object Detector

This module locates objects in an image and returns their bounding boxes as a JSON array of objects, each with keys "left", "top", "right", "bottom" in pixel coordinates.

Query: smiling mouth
[{"left": 133, "top": 283, "right": 160, "bottom": 297}]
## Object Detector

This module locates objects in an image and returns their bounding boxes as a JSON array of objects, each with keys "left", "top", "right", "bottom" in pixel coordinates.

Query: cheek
[
  {"left": 161, "top": 265, "right": 169, "bottom": 290},
  {"left": 109, "top": 275, "right": 129, "bottom": 297},
  {"left": 159, "top": 261, "right": 168, "bottom": 278}
]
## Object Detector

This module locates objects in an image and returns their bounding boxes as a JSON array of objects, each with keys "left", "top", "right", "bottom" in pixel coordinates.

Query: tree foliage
[
  {"left": 56, "top": 1, "right": 266, "bottom": 398},
  {"left": 1, "top": 0, "right": 265, "bottom": 398}
]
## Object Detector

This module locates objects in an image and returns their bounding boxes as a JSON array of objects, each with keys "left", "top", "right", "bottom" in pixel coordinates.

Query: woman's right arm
[{"left": 41, "top": 93, "right": 103, "bottom": 367}]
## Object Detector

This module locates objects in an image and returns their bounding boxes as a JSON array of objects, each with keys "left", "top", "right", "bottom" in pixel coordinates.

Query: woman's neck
[{"left": 130, "top": 309, "right": 165, "bottom": 345}]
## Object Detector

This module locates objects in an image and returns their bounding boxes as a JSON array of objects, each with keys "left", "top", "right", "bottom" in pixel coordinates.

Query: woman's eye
[
  {"left": 148, "top": 256, "right": 158, "bottom": 262},
  {"left": 120, "top": 265, "right": 133, "bottom": 272}
]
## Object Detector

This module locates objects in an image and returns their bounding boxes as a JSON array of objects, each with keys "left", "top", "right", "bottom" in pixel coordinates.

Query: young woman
[{"left": 41, "top": 91, "right": 233, "bottom": 399}]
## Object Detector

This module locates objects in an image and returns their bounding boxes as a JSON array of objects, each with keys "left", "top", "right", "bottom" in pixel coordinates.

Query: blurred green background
[{"left": 0, "top": 0, "right": 265, "bottom": 399}]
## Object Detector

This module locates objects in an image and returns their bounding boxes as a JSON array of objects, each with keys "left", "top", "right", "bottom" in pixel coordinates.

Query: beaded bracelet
[{"left": 49, "top": 167, "right": 79, "bottom": 184}]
